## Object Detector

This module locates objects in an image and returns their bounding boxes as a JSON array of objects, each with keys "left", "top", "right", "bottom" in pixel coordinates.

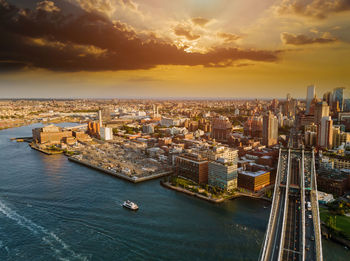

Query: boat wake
[{"left": 0, "top": 200, "right": 89, "bottom": 261}]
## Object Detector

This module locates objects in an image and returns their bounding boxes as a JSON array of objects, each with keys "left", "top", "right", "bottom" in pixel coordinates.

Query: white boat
[{"left": 123, "top": 200, "right": 139, "bottom": 210}]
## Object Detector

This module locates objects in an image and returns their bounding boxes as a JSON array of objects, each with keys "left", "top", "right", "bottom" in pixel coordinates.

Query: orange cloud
[
  {"left": 36, "top": 0, "right": 60, "bottom": 12},
  {"left": 191, "top": 17, "right": 211, "bottom": 27},
  {"left": 217, "top": 32, "right": 241, "bottom": 43}
]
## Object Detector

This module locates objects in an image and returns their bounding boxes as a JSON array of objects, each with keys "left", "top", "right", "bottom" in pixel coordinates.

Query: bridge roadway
[{"left": 259, "top": 138, "right": 323, "bottom": 261}]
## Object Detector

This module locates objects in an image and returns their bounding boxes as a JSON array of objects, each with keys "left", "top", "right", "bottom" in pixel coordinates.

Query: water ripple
[{"left": 0, "top": 200, "right": 89, "bottom": 261}]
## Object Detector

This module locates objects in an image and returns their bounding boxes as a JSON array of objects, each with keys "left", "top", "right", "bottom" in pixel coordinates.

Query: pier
[{"left": 10, "top": 136, "right": 33, "bottom": 142}]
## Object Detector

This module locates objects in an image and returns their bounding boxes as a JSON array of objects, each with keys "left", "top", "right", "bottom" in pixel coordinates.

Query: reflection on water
[{"left": 40, "top": 154, "right": 67, "bottom": 185}]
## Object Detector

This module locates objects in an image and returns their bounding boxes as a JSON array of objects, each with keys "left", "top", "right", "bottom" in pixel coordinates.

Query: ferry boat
[{"left": 122, "top": 200, "right": 139, "bottom": 211}]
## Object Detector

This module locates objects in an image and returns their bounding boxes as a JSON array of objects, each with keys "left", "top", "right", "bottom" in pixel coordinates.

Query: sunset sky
[{"left": 0, "top": 0, "right": 349, "bottom": 98}]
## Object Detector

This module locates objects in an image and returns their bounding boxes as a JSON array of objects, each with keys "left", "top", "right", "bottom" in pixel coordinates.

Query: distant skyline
[{"left": 0, "top": 0, "right": 349, "bottom": 98}]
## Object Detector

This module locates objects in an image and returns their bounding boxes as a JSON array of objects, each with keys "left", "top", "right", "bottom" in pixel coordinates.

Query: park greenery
[
  {"left": 169, "top": 176, "right": 234, "bottom": 199},
  {"left": 320, "top": 207, "right": 350, "bottom": 240},
  {"left": 121, "top": 125, "right": 140, "bottom": 135}
]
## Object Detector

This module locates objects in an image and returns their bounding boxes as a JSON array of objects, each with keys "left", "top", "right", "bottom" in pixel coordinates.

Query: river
[{"left": 0, "top": 124, "right": 348, "bottom": 260}]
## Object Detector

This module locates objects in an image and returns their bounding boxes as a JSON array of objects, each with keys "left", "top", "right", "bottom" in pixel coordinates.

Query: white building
[{"left": 100, "top": 127, "right": 113, "bottom": 141}]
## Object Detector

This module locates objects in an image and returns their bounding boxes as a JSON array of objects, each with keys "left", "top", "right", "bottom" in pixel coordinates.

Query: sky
[{"left": 0, "top": 0, "right": 349, "bottom": 99}]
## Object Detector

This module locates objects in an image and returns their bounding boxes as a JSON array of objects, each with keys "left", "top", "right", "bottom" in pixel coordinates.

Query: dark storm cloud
[
  {"left": 281, "top": 32, "right": 338, "bottom": 45},
  {"left": 0, "top": 0, "right": 282, "bottom": 72}
]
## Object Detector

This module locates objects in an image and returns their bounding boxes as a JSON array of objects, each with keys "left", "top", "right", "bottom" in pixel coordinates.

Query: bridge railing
[
  {"left": 277, "top": 148, "right": 291, "bottom": 261},
  {"left": 301, "top": 149, "right": 306, "bottom": 261},
  {"left": 311, "top": 150, "right": 323, "bottom": 261},
  {"left": 259, "top": 148, "right": 282, "bottom": 261}
]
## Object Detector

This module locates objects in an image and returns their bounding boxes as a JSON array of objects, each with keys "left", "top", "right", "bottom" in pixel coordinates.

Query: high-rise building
[
  {"left": 306, "top": 85, "right": 316, "bottom": 114},
  {"left": 323, "top": 92, "right": 332, "bottom": 106},
  {"left": 305, "top": 131, "right": 317, "bottom": 147},
  {"left": 314, "top": 101, "right": 329, "bottom": 125},
  {"left": 333, "top": 87, "right": 345, "bottom": 112},
  {"left": 262, "top": 111, "right": 278, "bottom": 147},
  {"left": 344, "top": 99, "right": 350, "bottom": 112},
  {"left": 319, "top": 116, "right": 333, "bottom": 149}
]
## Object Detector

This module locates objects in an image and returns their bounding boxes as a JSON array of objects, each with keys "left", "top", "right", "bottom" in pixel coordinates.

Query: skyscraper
[
  {"left": 323, "top": 92, "right": 332, "bottom": 106},
  {"left": 314, "top": 102, "right": 329, "bottom": 125},
  {"left": 319, "top": 116, "right": 333, "bottom": 149},
  {"left": 333, "top": 87, "right": 345, "bottom": 112},
  {"left": 306, "top": 85, "right": 316, "bottom": 115},
  {"left": 262, "top": 111, "right": 278, "bottom": 147}
]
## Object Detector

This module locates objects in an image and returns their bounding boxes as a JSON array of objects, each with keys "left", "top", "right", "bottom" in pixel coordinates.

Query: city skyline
[{"left": 0, "top": 0, "right": 349, "bottom": 98}]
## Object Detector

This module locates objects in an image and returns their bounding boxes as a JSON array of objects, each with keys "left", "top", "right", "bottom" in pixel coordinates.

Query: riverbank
[
  {"left": 0, "top": 120, "right": 37, "bottom": 131},
  {"left": 320, "top": 207, "right": 350, "bottom": 249},
  {"left": 321, "top": 224, "right": 350, "bottom": 249},
  {"left": 0, "top": 118, "right": 81, "bottom": 132},
  {"left": 160, "top": 180, "right": 229, "bottom": 203},
  {"left": 68, "top": 156, "right": 172, "bottom": 183},
  {"left": 161, "top": 178, "right": 273, "bottom": 204}
]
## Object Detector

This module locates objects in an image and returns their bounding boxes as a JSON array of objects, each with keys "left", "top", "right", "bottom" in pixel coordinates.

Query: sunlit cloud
[{"left": 277, "top": 0, "right": 350, "bottom": 19}]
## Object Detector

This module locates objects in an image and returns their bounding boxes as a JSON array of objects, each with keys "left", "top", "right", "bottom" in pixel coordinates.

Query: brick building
[
  {"left": 238, "top": 170, "right": 270, "bottom": 192},
  {"left": 176, "top": 154, "right": 208, "bottom": 184},
  {"left": 32, "top": 124, "right": 73, "bottom": 145}
]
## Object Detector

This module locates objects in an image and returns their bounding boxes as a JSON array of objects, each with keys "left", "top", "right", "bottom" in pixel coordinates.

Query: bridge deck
[{"left": 259, "top": 146, "right": 322, "bottom": 261}]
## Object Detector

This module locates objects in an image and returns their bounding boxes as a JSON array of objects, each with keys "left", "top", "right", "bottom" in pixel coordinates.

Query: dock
[
  {"left": 68, "top": 157, "right": 172, "bottom": 183},
  {"left": 10, "top": 137, "right": 33, "bottom": 142}
]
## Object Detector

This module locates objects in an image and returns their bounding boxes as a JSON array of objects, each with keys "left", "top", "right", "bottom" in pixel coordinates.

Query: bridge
[{"left": 259, "top": 133, "right": 323, "bottom": 261}]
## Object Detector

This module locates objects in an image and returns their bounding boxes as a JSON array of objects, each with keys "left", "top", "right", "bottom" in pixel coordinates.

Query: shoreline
[
  {"left": 29, "top": 143, "right": 63, "bottom": 155},
  {"left": 1, "top": 119, "right": 81, "bottom": 132},
  {"left": 160, "top": 180, "right": 227, "bottom": 203},
  {"left": 68, "top": 156, "right": 172, "bottom": 183},
  {"left": 321, "top": 224, "right": 350, "bottom": 249},
  {"left": 160, "top": 180, "right": 271, "bottom": 204}
]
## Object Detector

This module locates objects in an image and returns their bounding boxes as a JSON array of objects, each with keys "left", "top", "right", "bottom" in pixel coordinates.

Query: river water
[{"left": 0, "top": 124, "right": 348, "bottom": 260}]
